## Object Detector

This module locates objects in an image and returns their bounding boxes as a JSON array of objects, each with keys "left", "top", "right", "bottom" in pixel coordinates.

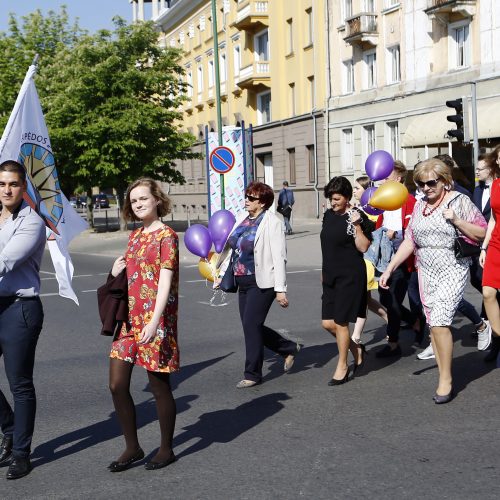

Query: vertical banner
[{"left": 208, "top": 126, "right": 252, "bottom": 217}]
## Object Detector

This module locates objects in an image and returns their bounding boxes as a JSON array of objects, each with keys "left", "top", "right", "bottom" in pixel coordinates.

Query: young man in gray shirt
[{"left": 0, "top": 160, "right": 46, "bottom": 480}]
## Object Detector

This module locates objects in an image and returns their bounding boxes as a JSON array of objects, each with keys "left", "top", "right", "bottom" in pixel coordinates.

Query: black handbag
[
  {"left": 449, "top": 196, "right": 481, "bottom": 259},
  {"left": 219, "top": 250, "right": 238, "bottom": 293}
]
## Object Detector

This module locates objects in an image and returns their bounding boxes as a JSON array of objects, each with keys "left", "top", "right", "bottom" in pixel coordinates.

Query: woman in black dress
[{"left": 321, "top": 176, "right": 374, "bottom": 385}]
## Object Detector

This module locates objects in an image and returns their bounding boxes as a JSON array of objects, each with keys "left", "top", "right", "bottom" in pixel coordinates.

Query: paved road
[{"left": 1, "top": 223, "right": 499, "bottom": 499}]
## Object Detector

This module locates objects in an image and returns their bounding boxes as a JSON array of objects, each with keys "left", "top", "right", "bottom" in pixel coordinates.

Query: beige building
[
  {"left": 326, "top": 0, "right": 500, "bottom": 185},
  {"left": 130, "top": 0, "right": 329, "bottom": 219}
]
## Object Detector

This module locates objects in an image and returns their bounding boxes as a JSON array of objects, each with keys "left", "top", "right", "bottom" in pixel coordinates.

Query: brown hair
[
  {"left": 123, "top": 178, "right": 172, "bottom": 222},
  {"left": 414, "top": 159, "right": 453, "bottom": 188},
  {"left": 246, "top": 181, "right": 274, "bottom": 210},
  {"left": 0, "top": 160, "right": 27, "bottom": 183},
  {"left": 479, "top": 152, "right": 500, "bottom": 179},
  {"left": 434, "top": 154, "right": 470, "bottom": 187},
  {"left": 393, "top": 160, "right": 407, "bottom": 183},
  {"left": 355, "top": 175, "right": 371, "bottom": 190}
]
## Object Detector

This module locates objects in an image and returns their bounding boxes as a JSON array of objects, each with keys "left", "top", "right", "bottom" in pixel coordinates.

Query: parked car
[{"left": 92, "top": 193, "right": 110, "bottom": 209}]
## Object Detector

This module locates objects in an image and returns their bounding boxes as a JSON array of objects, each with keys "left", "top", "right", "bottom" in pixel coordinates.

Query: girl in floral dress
[{"left": 108, "top": 178, "right": 179, "bottom": 472}]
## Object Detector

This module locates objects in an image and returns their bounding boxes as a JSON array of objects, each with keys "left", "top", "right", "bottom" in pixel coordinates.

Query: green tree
[
  {"left": 0, "top": 6, "right": 83, "bottom": 129},
  {"left": 41, "top": 18, "right": 197, "bottom": 226}
]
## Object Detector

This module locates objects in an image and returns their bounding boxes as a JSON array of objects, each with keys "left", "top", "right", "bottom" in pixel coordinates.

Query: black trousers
[
  {"left": 379, "top": 266, "right": 415, "bottom": 343},
  {"left": 236, "top": 275, "right": 296, "bottom": 382},
  {"left": 0, "top": 298, "right": 43, "bottom": 458}
]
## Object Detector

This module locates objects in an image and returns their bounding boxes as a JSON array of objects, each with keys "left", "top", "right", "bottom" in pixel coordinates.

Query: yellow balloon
[
  {"left": 369, "top": 181, "right": 409, "bottom": 211},
  {"left": 198, "top": 251, "right": 219, "bottom": 282}
]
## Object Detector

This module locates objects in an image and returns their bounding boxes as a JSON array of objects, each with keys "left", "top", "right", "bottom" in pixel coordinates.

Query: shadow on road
[
  {"left": 31, "top": 354, "right": 233, "bottom": 467},
  {"left": 173, "top": 392, "right": 291, "bottom": 459}
]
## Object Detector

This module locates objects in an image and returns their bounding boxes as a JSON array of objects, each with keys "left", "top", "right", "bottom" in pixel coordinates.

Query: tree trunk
[
  {"left": 117, "top": 186, "right": 127, "bottom": 231},
  {"left": 86, "top": 189, "right": 94, "bottom": 229}
]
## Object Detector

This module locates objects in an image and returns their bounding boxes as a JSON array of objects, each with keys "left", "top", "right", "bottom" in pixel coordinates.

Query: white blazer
[{"left": 216, "top": 210, "right": 288, "bottom": 292}]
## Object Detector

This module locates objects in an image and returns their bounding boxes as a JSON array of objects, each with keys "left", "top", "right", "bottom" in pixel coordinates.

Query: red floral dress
[{"left": 110, "top": 224, "right": 180, "bottom": 372}]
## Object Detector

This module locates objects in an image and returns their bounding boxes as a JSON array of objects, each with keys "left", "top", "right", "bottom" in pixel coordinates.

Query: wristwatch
[{"left": 480, "top": 246, "right": 488, "bottom": 251}]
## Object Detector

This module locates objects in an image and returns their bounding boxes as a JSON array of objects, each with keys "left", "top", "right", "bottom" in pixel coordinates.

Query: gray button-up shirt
[{"left": 0, "top": 201, "right": 46, "bottom": 297}]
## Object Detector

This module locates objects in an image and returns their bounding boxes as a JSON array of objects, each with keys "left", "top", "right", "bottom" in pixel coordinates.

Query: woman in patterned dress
[
  {"left": 380, "top": 159, "right": 486, "bottom": 404},
  {"left": 108, "top": 178, "right": 179, "bottom": 471}
]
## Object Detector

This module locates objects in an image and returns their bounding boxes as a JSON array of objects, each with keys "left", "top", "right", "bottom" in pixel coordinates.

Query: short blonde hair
[
  {"left": 413, "top": 159, "right": 453, "bottom": 189},
  {"left": 123, "top": 178, "right": 172, "bottom": 222}
]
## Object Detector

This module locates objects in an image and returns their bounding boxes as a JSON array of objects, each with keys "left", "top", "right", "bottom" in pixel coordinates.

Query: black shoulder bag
[
  {"left": 449, "top": 196, "right": 481, "bottom": 259},
  {"left": 219, "top": 250, "right": 238, "bottom": 293}
]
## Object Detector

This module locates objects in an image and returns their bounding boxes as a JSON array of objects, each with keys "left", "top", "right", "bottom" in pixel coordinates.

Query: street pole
[
  {"left": 470, "top": 81, "right": 479, "bottom": 170},
  {"left": 211, "top": 0, "right": 225, "bottom": 210}
]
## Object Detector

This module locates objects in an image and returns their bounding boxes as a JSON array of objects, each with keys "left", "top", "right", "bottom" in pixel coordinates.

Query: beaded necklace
[{"left": 422, "top": 192, "right": 446, "bottom": 217}]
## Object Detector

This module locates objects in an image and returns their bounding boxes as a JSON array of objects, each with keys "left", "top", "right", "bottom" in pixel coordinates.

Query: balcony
[
  {"left": 233, "top": 0, "right": 269, "bottom": 31},
  {"left": 344, "top": 13, "right": 378, "bottom": 46},
  {"left": 425, "top": 0, "right": 476, "bottom": 19},
  {"left": 235, "top": 61, "right": 270, "bottom": 91}
]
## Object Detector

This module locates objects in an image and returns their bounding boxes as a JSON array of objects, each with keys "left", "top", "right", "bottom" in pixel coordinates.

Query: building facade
[
  {"left": 130, "top": 0, "right": 328, "bottom": 219},
  {"left": 326, "top": 0, "right": 500, "bottom": 185}
]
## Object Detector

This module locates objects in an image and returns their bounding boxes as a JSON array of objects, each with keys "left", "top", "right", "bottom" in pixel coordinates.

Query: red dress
[
  {"left": 483, "top": 178, "right": 500, "bottom": 288},
  {"left": 110, "top": 224, "right": 180, "bottom": 372}
]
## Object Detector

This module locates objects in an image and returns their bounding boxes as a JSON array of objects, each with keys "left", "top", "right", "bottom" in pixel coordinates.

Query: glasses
[
  {"left": 476, "top": 167, "right": 488, "bottom": 172},
  {"left": 415, "top": 178, "right": 441, "bottom": 189},
  {"left": 245, "top": 194, "right": 260, "bottom": 202}
]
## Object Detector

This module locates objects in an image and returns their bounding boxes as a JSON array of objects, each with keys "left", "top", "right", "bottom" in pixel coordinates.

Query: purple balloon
[
  {"left": 208, "top": 209, "right": 236, "bottom": 253},
  {"left": 360, "top": 186, "right": 384, "bottom": 216},
  {"left": 184, "top": 224, "right": 212, "bottom": 258},
  {"left": 365, "top": 150, "right": 394, "bottom": 181}
]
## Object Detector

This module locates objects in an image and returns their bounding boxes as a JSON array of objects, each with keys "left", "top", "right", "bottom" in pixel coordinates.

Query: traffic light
[{"left": 446, "top": 97, "right": 469, "bottom": 143}]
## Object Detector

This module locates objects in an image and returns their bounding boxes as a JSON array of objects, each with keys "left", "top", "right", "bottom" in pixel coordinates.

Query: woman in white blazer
[{"left": 216, "top": 182, "right": 300, "bottom": 388}]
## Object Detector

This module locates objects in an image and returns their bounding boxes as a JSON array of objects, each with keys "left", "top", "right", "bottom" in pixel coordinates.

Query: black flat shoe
[
  {"left": 0, "top": 436, "right": 13, "bottom": 467},
  {"left": 6, "top": 457, "right": 32, "bottom": 480},
  {"left": 328, "top": 367, "right": 351, "bottom": 386},
  {"left": 145, "top": 454, "right": 176, "bottom": 470},
  {"left": 353, "top": 343, "right": 367, "bottom": 375},
  {"left": 433, "top": 389, "right": 454, "bottom": 405},
  {"left": 108, "top": 448, "right": 145, "bottom": 472}
]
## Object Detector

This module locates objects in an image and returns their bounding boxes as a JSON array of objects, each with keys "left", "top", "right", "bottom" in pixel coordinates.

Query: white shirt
[{"left": 481, "top": 183, "right": 491, "bottom": 212}]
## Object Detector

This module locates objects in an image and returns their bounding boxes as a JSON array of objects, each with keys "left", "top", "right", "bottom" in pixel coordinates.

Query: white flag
[{"left": 0, "top": 64, "right": 88, "bottom": 304}]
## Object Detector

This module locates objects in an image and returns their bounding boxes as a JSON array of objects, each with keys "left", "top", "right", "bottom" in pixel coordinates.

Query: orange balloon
[
  {"left": 198, "top": 251, "right": 219, "bottom": 282},
  {"left": 369, "top": 181, "right": 409, "bottom": 211}
]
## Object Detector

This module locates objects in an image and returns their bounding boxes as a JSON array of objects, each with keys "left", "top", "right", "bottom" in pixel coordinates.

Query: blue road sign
[{"left": 210, "top": 146, "right": 235, "bottom": 174}]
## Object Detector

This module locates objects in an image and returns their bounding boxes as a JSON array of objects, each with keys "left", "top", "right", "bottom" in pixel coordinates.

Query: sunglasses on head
[
  {"left": 245, "top": 194, "right": 260, "bottom": 202},
  {"left": 415, "top": 178, "right": 440, "bottom": 189}
]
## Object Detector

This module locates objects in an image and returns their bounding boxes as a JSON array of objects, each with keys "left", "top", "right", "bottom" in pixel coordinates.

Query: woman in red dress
[
  {"left": 481, "top": 145, "right": 500, "bottom": 364},
  {"left": 108, "top": 178, "right": 179, "bottom": 472}
]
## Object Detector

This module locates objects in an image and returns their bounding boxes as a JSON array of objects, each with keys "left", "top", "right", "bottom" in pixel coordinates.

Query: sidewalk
[{"left": 69, "top": 218, "right": 323, "bottom": 267}]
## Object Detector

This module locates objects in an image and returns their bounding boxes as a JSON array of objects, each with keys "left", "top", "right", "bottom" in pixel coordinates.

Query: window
[
  {"left": 307, "top": 145, "right": 315, "bottom": 183},
  {"left": 364, "top": 0, "right": 375, "bottom": 11},
  {"left": 186, "top": 70, "right": 193, "bottom": 98},
  {"left": 342, "top": 128, "right": 354, "bottom": 173},
  {"left": 343, "top": 59, "right": 354, "bottom": 94},
  {"left": 363, "top": 125, "right": 375, "bottom": 161},
  {"left": 308, "top": 76, "right": 315, "bottom": 108},
  {"left": 197, "top": 64, "right": 203, "bottom": 93},
  {"left": 363, "top": 50, "right": 377, "bottom": 89},
  {"left": 306, "top": 8, "right": 313, "bottom": 46},
  {"left": 387, "top": 45, "right": 400, "bottom": 84},
  {"left": 255, "top": 30, "right": 269, "bottom": 61},
  {"left": 257, "top": 91, "right": 271, "bottom": 124},
  {"left": 344, "top": 0, "right": 353, "bottom": 20},
  {"left": 233, "top": 45, "right": 241, "bottom": 75},
  {"left": 449, "top": 21, "right": 470, "bottom": 69},
  {"left": 208, "top": 60, "right": 214, "bottom": 88},
  {"left": 220, "top": 53, "right": 227, "bottom": 82},
  {"left": 286, "top": 19, "right": 293, "bottom": 54},
  {"left": 289, "top": 83, "right": 296, "bottom": 117},
  {"left": 385, "top": 0, "right": 399, "bottom": 7},
  {"left": 386, "top": 121, "right": 399, "bottom": 158},
  {"left": 288, "top": 148, "right": 296, "bottom": 185}
]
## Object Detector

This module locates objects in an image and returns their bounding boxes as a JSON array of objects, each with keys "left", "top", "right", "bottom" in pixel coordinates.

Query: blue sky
[{"left": 0, "top": 1, "right": 141, "bottom": 33}]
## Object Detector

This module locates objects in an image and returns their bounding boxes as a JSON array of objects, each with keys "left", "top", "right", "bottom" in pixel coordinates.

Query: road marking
[
  {"left": 185, "top": 279, "right": 209, "bottom": 283},
  {"left": 288, "top": 270, "right": 309, "bottom": 274},
  {"left": 40, "top": 270, "right": 56, "bottom": 276},
  {"left": 81, "top": 289, "right": 97, "bottom": 293}
]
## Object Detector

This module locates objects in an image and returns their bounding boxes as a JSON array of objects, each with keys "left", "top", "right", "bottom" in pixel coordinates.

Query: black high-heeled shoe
[
  {"left": 433, "top": 388, "right": 454, "bottom": 404},
  {"left": 328, "top": 367, "right": 351, "bottom": 386},
  {"left": 353, "top": 343, "right": 367, "bottom": 375}
]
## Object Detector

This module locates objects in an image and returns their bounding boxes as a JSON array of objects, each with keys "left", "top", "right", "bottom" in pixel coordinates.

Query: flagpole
[{"left": 31, "top": 53, "right": 39, "bottom": 67}]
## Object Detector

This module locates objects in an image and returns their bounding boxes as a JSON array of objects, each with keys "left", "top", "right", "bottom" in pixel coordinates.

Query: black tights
[{"left": 109, "top": 358, "right": 176, "bottom": 462}]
